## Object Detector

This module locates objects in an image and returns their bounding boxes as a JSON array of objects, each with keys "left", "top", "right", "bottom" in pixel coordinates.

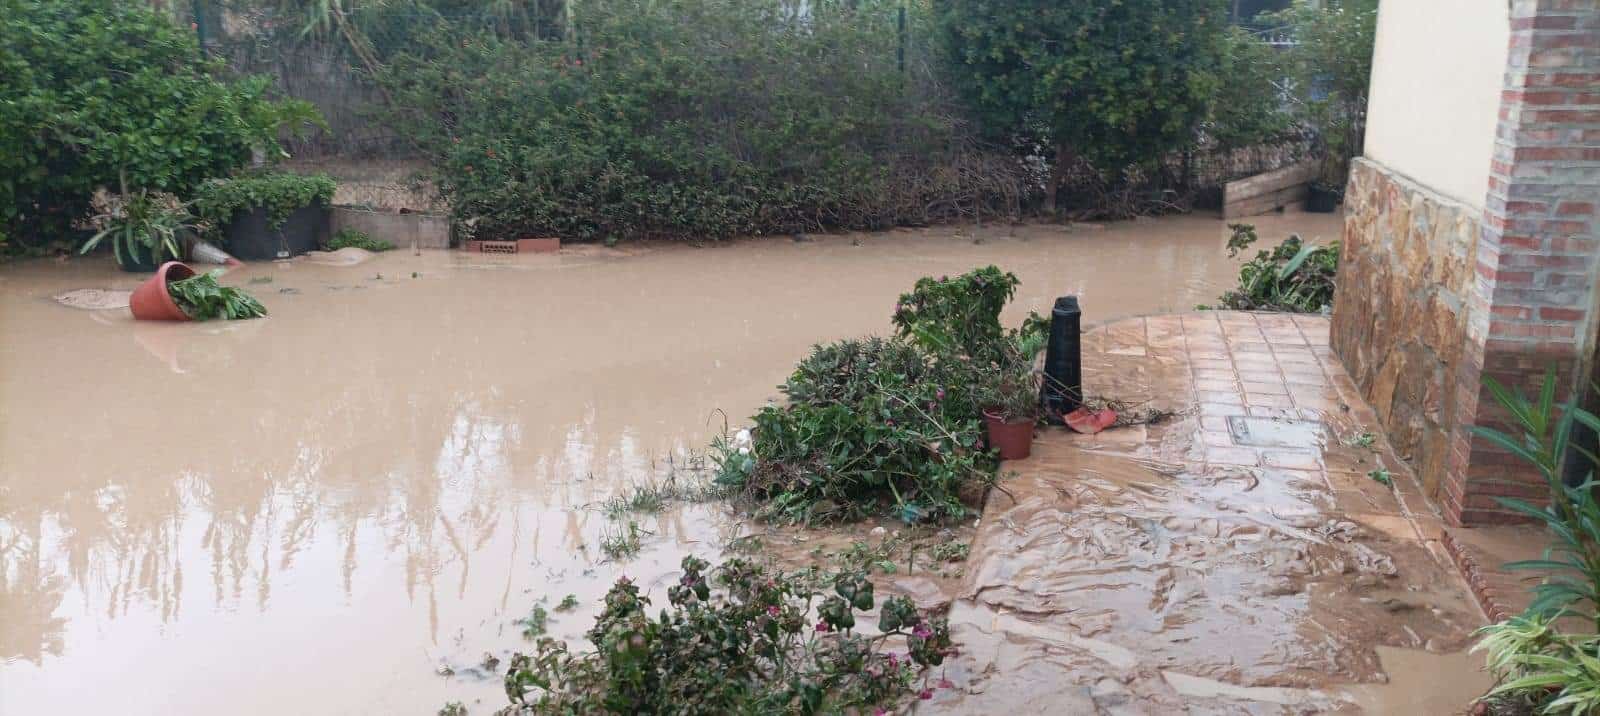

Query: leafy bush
[
  {"left": 1263, "top": 0, "right": 1377, "bottom": 190},
  {"left": 500, "top": 556, "right": 953, "bottom": 713},
  {"left": 326, "top": 228, "right": 394, "bottom": 252},
  {"left": 378, "top": 0, "right": 1026, "bottom": 243},
  {"left": 891, "top": 267, "right": 1019, "bottom": 363},
  {"left": 0, "top": 0, "right": 321, "bottom": 253},
  {"left": 167, "top": 270, "right": 268, "bottom": 320},
  {"left": 720, "top": 337, "right": 994, "bottom": 525},
  {"left": 1206, "top": 28, "right": 1297, "bottom": 152},
  {"left": 939, "top": 0, "right": 1230, "bottom": 209},
  {"left": 1472, "top": 372, "right": 1600, "bottom": 714},
  {"left": 1204, "top": 224, "right": 1338, "bottom": 313},
  {"left": 718, "top": 266, "right": 1049, "bottom": 525},
  {"left": 192, "top": 172, "right": 336, "bottom": 236}
]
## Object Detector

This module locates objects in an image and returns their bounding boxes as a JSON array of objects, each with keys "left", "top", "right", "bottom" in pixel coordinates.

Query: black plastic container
[
  {"left": 118, "top": 247, "right": 164, "bottom": 273},
  {"left": 222, "top": 205, "right": 328, "bottom": 261},
  {"left": 1306, "top": 184, "right": 1341, "bottom": 213}
]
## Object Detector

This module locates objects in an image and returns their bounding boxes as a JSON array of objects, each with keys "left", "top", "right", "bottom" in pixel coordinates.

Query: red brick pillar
[{"left": 1445, "top": 0, "right": 1600, "bottom": 525}]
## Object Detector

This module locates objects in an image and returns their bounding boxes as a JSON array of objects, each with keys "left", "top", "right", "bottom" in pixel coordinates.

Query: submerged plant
[
  {"left": 716, "top": 266, "right": 1054, "bottom": 525},
  {"left": 1203, "top": 224, "right": 1339, "bottom": 313},
  {"left": 598, "top": 521, "right": 643, "bottom": 561},
  {"left": 166, "top": 270, "right": 268, "bottom": 321},
  {"left": 518, "top": 605, "right": 549, "bottom": 639},
  {"left": 326, "top": 228, "right": 395, "bottom": 252},
  {"left": 498, "top": 556, "right": 952, "bottom": 713},
  {"left": 80, "top": 186, "right": 196, "bottom": 266}
]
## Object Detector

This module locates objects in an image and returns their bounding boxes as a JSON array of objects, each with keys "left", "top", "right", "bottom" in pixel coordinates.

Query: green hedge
[
  {"left": 0, "top": 0, "right": 319, "bottom": 252},
  {"left": 379, "top": 0, "right": 1026, "bottom": 243}
]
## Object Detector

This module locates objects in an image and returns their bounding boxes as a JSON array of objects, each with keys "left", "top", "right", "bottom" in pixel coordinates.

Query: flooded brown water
[{"left": 0, "top": 214, "right": 1352, "bottom": 714}]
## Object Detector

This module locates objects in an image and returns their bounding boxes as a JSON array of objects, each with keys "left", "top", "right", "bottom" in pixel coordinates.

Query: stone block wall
[{"left": 1332, "top": 159, "right": 1483, "bottom": 503}]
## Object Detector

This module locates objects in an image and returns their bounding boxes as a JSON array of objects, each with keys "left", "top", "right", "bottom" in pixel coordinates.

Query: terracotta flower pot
[
  {"left": 983, "top": 409, "right": 1034, "bottom": 461},
  {"left": 129, "top": 261, "right": 196, "bottom": 321}
]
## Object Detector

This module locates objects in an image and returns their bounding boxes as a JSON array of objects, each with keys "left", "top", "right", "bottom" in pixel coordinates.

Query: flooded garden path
[
  {"left": 0, "top": 212, "right": 1416, "bottom": 715},
  {"left": 935, "top": 313, "right": 1492, "bottom": 714}
]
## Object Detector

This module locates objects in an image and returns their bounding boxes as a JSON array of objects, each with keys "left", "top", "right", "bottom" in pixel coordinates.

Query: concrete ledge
[
  {"left": 1222, "top": 161, "right": 1318, "bottom": 219},
  {"left": 330, "top": 206, "right": 450, "bottom": 249}
]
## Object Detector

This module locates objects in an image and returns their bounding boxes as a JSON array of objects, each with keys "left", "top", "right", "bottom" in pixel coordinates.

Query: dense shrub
[
  {"left": 1203, "top": 224, "right": 1338, "bottom": 313},
  {"left": 1206, "top": 28, "right": 1297, "bottom": 152},
  {"left": 0, "top": 0, "right": 320, "bottom": 252},
  {"left": 891, "top": 266, "right": 1019, "bottom": 363},
  {"left": 939, "top": 0, "right": 1230, "bottom": 210},
  {"left": 500, "top": 556, "right": 953, "bottom": 713},
  {"left": 1264, "top": 0, "right": 1377, "bottom": 190},
  {"left": 378, "top": 0, "right": 1027, "bottom": 243},
  {"left": 717, "top": 266, "right": 1051, "bottom": 525},
  {"left": 192, "top": 172, "right": 337, "bottom": 234},
  {"left": 719, "top": 335, "right": 995, "bottom": 525}
]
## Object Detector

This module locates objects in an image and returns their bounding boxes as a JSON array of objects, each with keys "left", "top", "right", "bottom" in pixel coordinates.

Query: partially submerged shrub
[
  {"left": 192, "top": 172, "right": 336, "bottom": 237},
  {"left": 717, "top": 266, "right": 1048, "bottom": 525},
  {"left": 167, "top": 270, "right": 268, "bottom": 320},
  {"left": 80, "top": 187, "right": 197, "bottom": 266},
  {"left": 326, "top": 229, "right": 395, "bottom": 252},
  {"left": 500, "top": 556, "right": 952, "bottom": 713},
  {"left": 1471, "top": 371, "right": 1600, "bottom": 714},
  {"left": 891, "top": 267, "right": 1019, "bottom": 363},
  {"left": 1204, "top": 224, "right": 1338, "bottom": 313}
]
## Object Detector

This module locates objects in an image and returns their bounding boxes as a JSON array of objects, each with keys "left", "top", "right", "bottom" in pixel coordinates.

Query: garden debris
[
  {"left": 1064, "top": 407, "right": 1117, "bottom": 434},
  {"left": 1067, "top": 396, "right": 1179, "bottom": 432},
  {"left": 301, "top": 247, "right": 377, "bottom": 266},
  {"left": 54, "top": 288, "right": 130, "bottom": 310}
]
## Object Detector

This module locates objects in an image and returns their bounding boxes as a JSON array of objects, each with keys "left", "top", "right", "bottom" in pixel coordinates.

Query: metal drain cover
[{"left": 1227, "top": 416, "right": 1323, "bottom": 449}]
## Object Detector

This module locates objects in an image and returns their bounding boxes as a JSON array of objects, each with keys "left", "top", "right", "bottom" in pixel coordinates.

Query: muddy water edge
[{"left": 0, "top": 214, "right": 1368, "bottom": 714}]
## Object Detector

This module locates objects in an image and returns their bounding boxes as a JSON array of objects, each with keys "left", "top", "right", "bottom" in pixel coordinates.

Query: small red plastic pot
[
  {"left": 983, "top": 409, "right": 1034, "bottom": 461},
  {"left": 129, "top": 261, "right": 196, "bottom": 321}
]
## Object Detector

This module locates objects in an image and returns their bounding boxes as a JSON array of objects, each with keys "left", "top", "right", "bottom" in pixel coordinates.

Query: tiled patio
[{"left": 934, "top": 311, "right": 1500, "bottom": 713}]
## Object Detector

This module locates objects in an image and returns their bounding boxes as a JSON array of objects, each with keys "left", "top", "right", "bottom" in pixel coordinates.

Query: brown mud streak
[{"left": 931, "top": 313, "right": 1487, "bottom": 714}]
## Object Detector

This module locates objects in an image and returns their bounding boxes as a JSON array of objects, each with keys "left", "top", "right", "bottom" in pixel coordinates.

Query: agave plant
[{"left": 80, "top": 186, "right": 196, "bottom": 268}]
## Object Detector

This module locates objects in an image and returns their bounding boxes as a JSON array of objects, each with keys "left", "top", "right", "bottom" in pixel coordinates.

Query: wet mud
[
  {"left": 930, "top": 314, "right": 1489, "bottom": 714},
  {"left": 0, "top": 213, "right": 1368, "bottom": 714}
]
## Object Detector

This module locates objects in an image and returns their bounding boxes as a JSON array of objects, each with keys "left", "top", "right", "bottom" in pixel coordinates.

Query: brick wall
[
  {"left": 1337, "top": 0, "right": 1599, "bottom": 526},
  {"left": 1447, "top": 0, "right": 1600, "bottom": 525}
]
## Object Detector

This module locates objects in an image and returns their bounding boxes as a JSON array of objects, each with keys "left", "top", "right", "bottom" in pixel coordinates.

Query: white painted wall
[{"left": 1363, "top": 0, "right": 1509, "bottom": 209}]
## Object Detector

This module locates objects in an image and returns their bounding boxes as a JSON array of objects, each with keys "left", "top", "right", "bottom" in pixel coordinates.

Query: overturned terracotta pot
[{"left": 129, "top": 261, "right": 196, "bottom": 321}]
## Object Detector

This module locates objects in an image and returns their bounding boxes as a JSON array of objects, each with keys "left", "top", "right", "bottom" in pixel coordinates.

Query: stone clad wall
[{"left": 1331, "top": 158, "right": 1483, "bottom": 502}]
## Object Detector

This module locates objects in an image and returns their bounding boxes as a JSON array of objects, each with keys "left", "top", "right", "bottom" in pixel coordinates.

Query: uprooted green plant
[
  {"left": 1203, "top": 223, "right": 1339, "bottom": 313},
  {"left": 715, "top": 266, "right": 1049, "bottom": 525},
  {"left": 166, "top": 270, "right": 268, "bottom": 320},
  {"left": 498, "top": 556, "right": 954, "bottom": 713},
  {"left": 1471, "top": 370, "right": 1600, "bottom": 714}
]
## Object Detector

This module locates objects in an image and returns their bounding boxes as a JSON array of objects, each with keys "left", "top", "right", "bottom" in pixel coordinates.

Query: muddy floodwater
[{"left": 0, "top": 214, "right": 1364, "bottom": 715}]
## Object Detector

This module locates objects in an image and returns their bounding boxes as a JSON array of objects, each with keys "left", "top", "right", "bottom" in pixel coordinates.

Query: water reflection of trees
[{"left": 0, "top": 290, "right": 731, "bottom": 665}]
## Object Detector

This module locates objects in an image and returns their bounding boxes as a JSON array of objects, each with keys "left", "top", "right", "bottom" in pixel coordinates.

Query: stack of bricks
[{"left": 1447, "top": 0, "right": 1600, "bottom": 524}]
